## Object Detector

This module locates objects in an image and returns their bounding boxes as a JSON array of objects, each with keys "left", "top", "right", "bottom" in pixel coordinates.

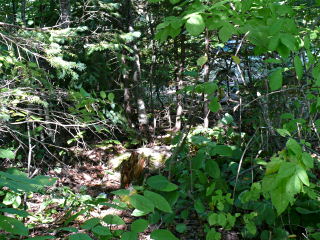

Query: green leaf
[
  {"left": 108, "top": 93, "right": 115, "bottom": 102},
  {"left": 286, "top": 175, "right": 301, "bottom": 196},
  {"left": 185, "top": 14, "right": 205, "bottom": 36},
  {"left": 131, "top": 219, "right": 148, "bottom": 233},
  {"left": 231, "top": 55, "right": 240, "bottom": 64},
  {"left": 205, "top": 160, "right": 220, "bottom": 179},
  {"left": 176, "top": 223, "right": 187, "bottom": 233},
  {"left": 151, "top": 229, "right": 178, "bottom": 240},
  {"left": 103, "top": 215, "right": 125, "bottom": 225},
  {"left": 68, "top": 233, "right": 93, "bottom": 240},
  {"left": 25, "top": 237, "right": 55, "bottom": 240},
  {"left": 0, "top": 149, "right": 15, "bottom": 159},
  {"left": 294, "top": 56, "right": 303, "bottom": 80},
  {"left": 0, "top": 215, "right": 28, "bottom": 236},
  {"left": 121, "top": 231, "right": 138, "bottom": 240},
  {"left": 81, "top": 218, "right": 100, "bottom": 230},
  {"left": 92, "top": 226, "right": 112, "bottom": 236},
  {"left": 208, "top": 97, "right": 221, "bottom": 112},
  {"left": 129, "top": 194, "right": 154, "bottom": 213},
  {"left": 194, "top": 198, "right": 205, "bottom": 214},
  {"left": 268, "top": 36, "right": 280, "bottom": 51},
  {"left": 208, "top": 213, "right": 227, "bottom": 227},
  {"left": 0, "top": 208, "right": 29, "bottom": 217},
  {"left": 302, "top": 152, "right": 314, "bottom": 169},
  {"left": 286, "top": 138, "right": 302, "bottom": 156},
  {"left": 100, "top": 91, "right": 106, "bottom": 99},
  {"left": 219, "top": 23, "right": 234, "bottom": 43},
  {"left": 280, "top": 34, "right": 296, "bottom": 52},
  {"left": 276, "top": 129, "right": 291, "bottom": 137},
  {"left": 144, "top": 190, "right": 172, "bottom": 213},
  {"left": 269, "top": 68, "right": 283, "bottom": 91},
  {"left": 146, "top": 175, "right": 178, "bottom": 192},
  {"left": 206, "top": 229, "right": 221, "bottom": 240},
  {"left": 270, "top": 186, "right": 289, "bottom": 215},
  {"left": 197, "top": 55, "right": 208, "bottom": 66},
  {"left": 296, "top": 165, "right": 309, "bottom": 186}
]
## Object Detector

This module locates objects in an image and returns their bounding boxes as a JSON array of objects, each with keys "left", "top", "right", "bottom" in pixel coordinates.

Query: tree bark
[
  {"left": 21, "top": 0, "right": 27, "bottom": 26},
  {"left": 174, "top": 35, "right": 185, "bottom": 131},
  {"left": 59, "top": 0, "right": 71, "bottom": 28},
  {"left": 203, "top": 28, "right": 210, "bottom": 128}
]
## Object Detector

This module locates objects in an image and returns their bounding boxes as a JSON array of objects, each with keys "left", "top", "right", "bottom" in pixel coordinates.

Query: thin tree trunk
[
  {"left": 174, "top": 35, "right": 185, "bottom": 131},
  {"left": 59, "top": 0, "right": 71, "bottom": 28},
  {"left": 21, "top": 0, "right": 27, "bottom": 26},
  {"left": 11, "top": 0, "right": 17, "bottom": 25},
  {"left": 203, "top": 28, "right": 210, "bottom": 128}
]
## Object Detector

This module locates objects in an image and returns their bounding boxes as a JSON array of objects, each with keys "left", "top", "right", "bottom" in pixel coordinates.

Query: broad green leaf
[
  {"left": 302, "top": 152, "right": 314, "bottom": 169},
  {"left": 103, "top": 215, "right": 125, "bottom": 225},
  {"left": 69, "top": 233, "right": 93, "bottom": 240},
  {"left": 121, "top": 231, "right": 138, "bottom": 240},
  {"left": 144, "top": 190, "right": 172, "bottom": 213},
  {"left": 81, "top": 218, "right": 100, "bottom": 230},
  {"left": 197, "top": 55, "right": 208, "bottom": 66},
  {"left": 294, "top": 56, "right": 303, "bottom": 80},
  {"left": 129, "top": 194, "right": 154, "bottom": 213},
  {"left": 205, "top": 160, "right": 220, "bottom": 179},
  {"left": 245, "top": 222, "right": 257, "bottom": 235},
  {"left": 280, "top": 34, "right": 296, "bottom": 51},
  {"left": 92, "top": 226, "right": 112, "bottom": 236},
  {"left": 296, "top": 207, "right": 320, "bottom": 214},
  {"left": 108, "top": 93, "right": 115, "bottom": 102},
  {"left": 176, "top": 223, "right": 187, "bottom": 233},
  {"left": 269, "top": 68, "right": 283, "bottom": 91},
  {"left": 151, "top": 229, "right": 178, "bottom": 240},
  {"left": 131, "top": 219, "right": 148, "bottom": 233},
  {"left": 131, "top": 209, "right": 149, "bottom": 217},
  {"left": 0, "top": 215, "right": 28, "bottom": 236},
  {"left": 296, "top": 165, "right": 309, "bottom": 186},
  {"left": 185, "top": 14, "right": 205, "bottom": 36},
  {"left": 0, "top": 149, "right": 15, "bottom": 159},
  {"left": 286, "top": 138, "right": 302, "bottom": 156},
  {"left": 211, "top": 145, "right": 233, "bottom": 157},
  {"left": 100, "top": 91, "right": 106, "bottom": 99},
  {"left": 206, "top": 229, "right": 221, "bottom": 240},
  {"left": 270, "top": 186, "right": 289, "bottom": 215},
  {"left": 0, "top": 208, "right": 29, "bottom": 217},
  {"left": 208, "top": 213, "right": 227, "bottom": 227},
  {"left": 268, "top": 35, "right": 280, "bottom": 51},
  {"left": 276, "top": 129, "right": 291, "bottom": 137},
  {"left": 208, "top": 97, "right": 221, "bottom": 112},
  {"left": 194, "top": 198, "right": 205, "bottom": 214},
  {"left": 219, "top": 23, "right": 234, "bottom": 42},
  {"left": 286, "top": 175, "right": 301, "bottom": 196},
  {"left": 146, "top": 175, "right": 178, "bottom": 192}
]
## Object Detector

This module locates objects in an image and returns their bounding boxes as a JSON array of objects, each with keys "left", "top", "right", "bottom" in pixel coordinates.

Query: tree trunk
[
  {"left": 174, "top": 35, "right": 185, "bottom": 131},
  {"left": 21, "top": 0, "right": 27, "bottom": 26},
  {"left": 203, "top": 28, "right": 210, "bottom": 128},
  {"left": 59, "top": 0, "right": 71, "bottom": 28}
]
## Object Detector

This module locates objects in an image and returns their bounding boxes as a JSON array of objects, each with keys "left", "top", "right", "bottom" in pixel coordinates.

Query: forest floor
[{"left": 24, "top": 144, "right": 199, "bottom": 240}]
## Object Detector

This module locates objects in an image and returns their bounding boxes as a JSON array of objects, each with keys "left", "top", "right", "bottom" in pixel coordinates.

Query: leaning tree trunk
[{"left": 59, "top": 0, "right": 71, "bottom": 28}]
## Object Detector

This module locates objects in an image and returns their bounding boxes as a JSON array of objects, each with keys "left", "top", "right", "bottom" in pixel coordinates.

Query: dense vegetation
[{"left": 0, "top": 0, "right": 320, "bottom": 239}]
